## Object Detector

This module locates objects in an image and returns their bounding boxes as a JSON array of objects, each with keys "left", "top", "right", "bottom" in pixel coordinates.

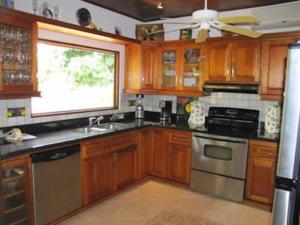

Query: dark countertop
[{"left": 0, "top": 120, "right": 280, "bottom": 161}]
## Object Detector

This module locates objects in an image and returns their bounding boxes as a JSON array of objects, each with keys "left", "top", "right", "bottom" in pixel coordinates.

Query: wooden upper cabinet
[
  {"left": 205, "top": 41, "right": 232, "bottom": 82},
  {"left": 205, "top": 39, "right": 260, "bottom": 83},
  {"left": 231, "top": 40, "right": 260, "bottom": 82},
  {"left": 0, "top": 14, "right": 39, "bottom": 98},
  {"left": 124, "top": 43, "right": 143, "bottom": 92},
  {"left": 246, "top": 140, "right": 279, "bottom": 205},
  {"left": 260, "top": 34, "right": 300, "bottom": 101},
  {"left": 157, "top": 46, "right": 181, "bottom": 90}
]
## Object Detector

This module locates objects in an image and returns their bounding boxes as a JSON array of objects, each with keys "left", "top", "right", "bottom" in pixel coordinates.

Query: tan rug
[{"left": 147, "top": 209, "right": 223, "bottom": 225}]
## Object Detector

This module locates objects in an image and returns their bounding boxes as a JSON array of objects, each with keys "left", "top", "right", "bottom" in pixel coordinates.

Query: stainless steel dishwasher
[{"left": 31, "top": 144, "right": 82, "bottom": 225}]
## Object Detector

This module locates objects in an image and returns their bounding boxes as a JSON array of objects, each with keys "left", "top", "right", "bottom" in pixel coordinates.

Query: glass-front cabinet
[
  {"left": 182, "top": 46, "right": 203, "bottom": 90},
  {"left": 160, "top": 48, "right": 179, "bottom": 89},
  {"left": 1, "top": 157, "right": 33, "bottom": 225},
  {"left": 0, "top": 11, "right": 39, "bottom": 98},
  {"left": 157, "top": 42, "right": 204, "bottom": 94}
]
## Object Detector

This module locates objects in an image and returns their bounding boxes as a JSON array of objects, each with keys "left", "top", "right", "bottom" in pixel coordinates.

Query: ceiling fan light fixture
[
  {"left": 157, "top": 2, "right": 163, "bottom": 9},
  {"left": 192, "top": 9, "right": 218, "bottom": 22}
]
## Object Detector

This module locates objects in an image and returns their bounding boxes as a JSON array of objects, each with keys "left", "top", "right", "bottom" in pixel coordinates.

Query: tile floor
[{"left": 61, "top": 181, "right": 272, "bottom": 225}]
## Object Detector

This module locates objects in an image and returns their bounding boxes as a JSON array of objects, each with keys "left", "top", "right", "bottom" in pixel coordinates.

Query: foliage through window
[{"left": 32, "top": 41, "right": 118, "bottom": 115}]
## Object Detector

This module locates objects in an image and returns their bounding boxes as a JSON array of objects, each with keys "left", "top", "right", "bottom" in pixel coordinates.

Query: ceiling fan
[{"left": 149, "top": 0, "right": 263, "bottom": 43}]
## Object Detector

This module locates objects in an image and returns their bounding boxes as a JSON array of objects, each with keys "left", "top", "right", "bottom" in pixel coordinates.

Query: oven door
[{"left": 192, "top": 133, "right": 248, "bottom": 179}]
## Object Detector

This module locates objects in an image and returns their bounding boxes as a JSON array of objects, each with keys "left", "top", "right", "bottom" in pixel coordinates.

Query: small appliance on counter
[
  {"left": 135, "top": 95, "right": 144, "bottom": 119},
  {"left": 159, "top": 100, "right": 172, "bottom": 122},
  {"left": 265, "top": 105, "right": 281, "bottom": 133}
]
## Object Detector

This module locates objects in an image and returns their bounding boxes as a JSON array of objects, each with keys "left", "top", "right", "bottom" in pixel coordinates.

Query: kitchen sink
[
  {"left": 73, "top": 127, "right": 109, "bottom": 134},
  {"left": 96, "top": 123, "right": 126, "bottom": 130},
  {"left": 73, "top": 123, "right": 127, "bottom": 134}
]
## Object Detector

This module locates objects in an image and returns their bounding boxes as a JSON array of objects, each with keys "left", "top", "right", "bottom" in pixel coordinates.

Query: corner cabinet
[
  {"left": 246, "top": 140, "right": 279, "bottom": 205},
  {"left": 0, "top": 156, "right": 34, "bottom": 225},
  {"left": 205, "top": 38, "right": 260, "bottom": 83},
  {"left": 0, "top": 13, "right": 39, "bottom": 98}
]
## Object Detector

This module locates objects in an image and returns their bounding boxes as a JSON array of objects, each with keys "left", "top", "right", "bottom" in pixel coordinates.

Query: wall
[
  {"left": 141, "top": 93, "right": 278, "bottom": 122},
  {"left": 14, "top": 0, "right": 141, "bottom": 38}
]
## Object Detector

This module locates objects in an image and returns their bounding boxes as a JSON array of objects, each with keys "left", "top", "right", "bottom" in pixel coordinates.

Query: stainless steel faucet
[{"left": 88, "top": 116, "right": 104, "bottom": 127}]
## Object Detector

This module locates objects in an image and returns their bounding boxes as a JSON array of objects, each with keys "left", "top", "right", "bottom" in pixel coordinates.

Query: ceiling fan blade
[
  {"left": 214, "top": 24, "right": 262, "bottom": 38},
  {"left": 163, "top": 22, "right": 195, "bottom": 25},
  {"left": 217, "top": 16, "right": 260, "bottom": 25},
  {"left": 196, "top": 29, "right": 209, "bottom": 43}
]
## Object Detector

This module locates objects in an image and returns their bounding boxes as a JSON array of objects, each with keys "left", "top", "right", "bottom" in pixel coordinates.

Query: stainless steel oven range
[{"left": 190, "top": 107, "right": 259, "bottom": 203}]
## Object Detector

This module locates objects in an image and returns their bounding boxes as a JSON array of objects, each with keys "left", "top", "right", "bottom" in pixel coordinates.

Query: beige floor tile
[{"left": 61, "top": 181, "right": 272, "bottom": 225}]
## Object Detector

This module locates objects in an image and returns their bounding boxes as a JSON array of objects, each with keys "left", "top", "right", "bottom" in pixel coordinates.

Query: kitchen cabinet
[
  {"left": 0, "top": 156, "right": 33, "bottom": 225},
  {"left": 81, "top": 131, "right": 139, "bottom": 204},
  {"left": 138, "top": 128, "right": 153, "bottom": 178},
  {"left": 260, "top": 33, "right": 300, "bottom": 101},
  {"left": 167, "top": 131, "right": 192, "bottom": 184},
  {"left": 0, "top": 13, "right": 39, "bottom": 98},
  {"left": 151, "top": 128, "right": 192, "bottom": 184},
  {"left": 115, "top": 133, "right": 139, "bottom": 190},
  {"left": 156, "top": 41, "right": 205, "bottom": 95},
  {"left": 81, "top": 137, "right": 115, "bottom": 205},
  {"left": 205, "top": 38, "right": 260, "bottom": 83},
  {"left": 151, "top": 129, "right": 168, "bottom": 178},
  {"left": 246, "top": 140, "right": 279, "bottom": 205}
]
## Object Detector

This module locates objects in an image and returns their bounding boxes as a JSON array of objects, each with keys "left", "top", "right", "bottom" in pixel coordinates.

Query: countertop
[{"left": 0, "top": 120, "right": 279, "bottom": 160}]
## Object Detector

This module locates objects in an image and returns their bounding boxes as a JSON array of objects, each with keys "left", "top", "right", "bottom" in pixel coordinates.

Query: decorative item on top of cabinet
[
  {"left": 0, "top": 156, "right": 34, "bottom": 225},
  {"left": 260, "top": 32, "right": 300, "bottom": 101},
  {"left": 246, "top": 140, "right": 279, "bottom": 205},
  {"left": 205, "top": 38, "right": 260, "bottom": 83},
  {"left": 0, "top": 13, "right": 39, "bottom": 98}
]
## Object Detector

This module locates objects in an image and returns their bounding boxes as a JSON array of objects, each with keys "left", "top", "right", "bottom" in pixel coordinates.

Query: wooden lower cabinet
[
  {"left": 139, "top": 129, "right": 153, "bottom": 178},
  {"left": 115, "top": 143, "right": 138, "bottom": 190},
  {"left": 246, "top": 140, "right": 279, "bottom": 205},
  {"left": 167, "top": 144, "right": 191, "bottom": 184},
  {"left": 0, "top": 156, "right": 34, "bottom": 225},
  {"left": 82, "top": 151, "right": 114, "bottom": 205},
  {"left": 151, "top": 129, "right": 168, "bottom": 178}
]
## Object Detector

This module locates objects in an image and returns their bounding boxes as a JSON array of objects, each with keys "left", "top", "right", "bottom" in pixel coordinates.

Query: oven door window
[{"left": 204, "top": 145, "right": 233, "bottom": 161}]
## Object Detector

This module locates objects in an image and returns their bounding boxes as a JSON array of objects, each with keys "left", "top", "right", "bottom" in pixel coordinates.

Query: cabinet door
[
  {"left": 115, "top": 144, "right": 138, "bottom": 190},
  {"left": 246, "top": 140, "right": 278, "bottom": 205},
  {"left": 142, "top": 42, "right": 158, "bottom": 91},
  {"left": 82, "top": 152, "right": 114, "bottom": 205},
  {"left": 0, "top": 15, "right": 39, "bottom": 98},
  {"left": 1, "top": 157, "right": 33, "bottom": 225},
  {"left": 139, "top": 129, "right": 153, "bottom": 179},
  {"left": 231, "top": 40, "right": 260, "bottom": 82},
  {"left": 246, "top": 156, "right": 276, "bottom": 204},
  {"left": 181, "top": 45, "right": 204, "bottom": 91},
  {"left": 158, "top": 47, "right": 181, "bottom": 89},
  {"left": 260, "top": 37, "right": 297, "bottom": 100},
  {"left": 167, "top": 144, "right": 191, "bottom": 184},
  {"left": 151, "top": 129, "right": 168, "bottom": 178},
  {"left": 205, "top": 41, "right": 231, "bottom": 82}
]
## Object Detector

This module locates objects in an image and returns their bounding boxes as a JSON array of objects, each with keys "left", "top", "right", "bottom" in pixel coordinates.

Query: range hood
[{"left": 203, "top": 83, "right": 259, "bottom": 94}]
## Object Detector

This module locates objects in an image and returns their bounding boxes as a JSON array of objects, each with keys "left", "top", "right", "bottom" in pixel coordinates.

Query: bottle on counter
[{"left": 135, "top": 95, "right": 144, "bottom": 119}]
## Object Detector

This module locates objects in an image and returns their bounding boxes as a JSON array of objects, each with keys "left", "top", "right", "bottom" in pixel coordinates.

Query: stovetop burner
[{"left": 195, "top": 107, "right": 259, "bottom": 139}]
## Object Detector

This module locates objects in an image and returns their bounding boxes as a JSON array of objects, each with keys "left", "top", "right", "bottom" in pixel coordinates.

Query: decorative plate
[{"left": 76, "top": 8, "right": 91, "bottom": 27}]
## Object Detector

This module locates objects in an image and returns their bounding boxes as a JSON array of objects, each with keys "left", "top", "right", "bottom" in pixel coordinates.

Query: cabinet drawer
[
  {"left": 169, "top": 132, "right": 192, "bottom": 146},
  {"left": 249, "top": 140, "right": 278, "bottom": 158},
  {"left": 113, "top": 132, "right": 138, "bottom": 147}
]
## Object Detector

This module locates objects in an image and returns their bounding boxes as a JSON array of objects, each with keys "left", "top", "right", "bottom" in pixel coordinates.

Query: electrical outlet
[{"left": 128, "top": 100, "right": 136, "bottom": 106}]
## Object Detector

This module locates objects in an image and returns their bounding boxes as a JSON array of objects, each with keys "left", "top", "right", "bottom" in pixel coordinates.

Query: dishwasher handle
[{"left": 31, "top": 144, "right": 80, "bottom": 163}]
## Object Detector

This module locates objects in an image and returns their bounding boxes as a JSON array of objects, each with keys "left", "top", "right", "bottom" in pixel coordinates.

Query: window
[{"left": 31, "top": 41, "right": 119, "bottom": 116}]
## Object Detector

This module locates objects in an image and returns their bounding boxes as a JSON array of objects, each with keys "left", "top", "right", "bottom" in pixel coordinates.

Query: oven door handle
[{"left": 193, "top": 135, "right": 247, "bottom": 144}]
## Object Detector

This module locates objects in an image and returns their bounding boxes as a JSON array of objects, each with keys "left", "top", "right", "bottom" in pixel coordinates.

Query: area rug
[{"left": 147, "top": 209, "right": 223, "bottom": 225}]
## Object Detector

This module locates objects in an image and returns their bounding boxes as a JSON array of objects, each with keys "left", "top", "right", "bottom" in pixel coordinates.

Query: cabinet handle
[{"left": 118, "top": 145, "right": 137, "bottom": 153}]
